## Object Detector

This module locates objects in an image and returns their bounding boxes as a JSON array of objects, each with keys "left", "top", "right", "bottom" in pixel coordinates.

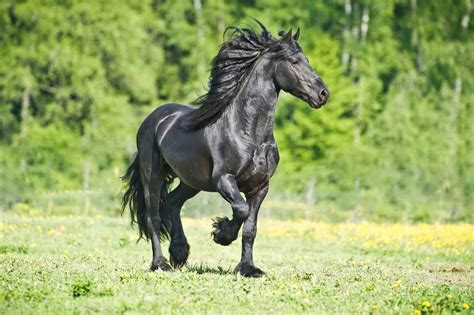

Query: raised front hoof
[
  {"left": 150, "top": 258, "right": 172, "bottom": 272},
  {"left": 234, "top": 263, "right": 266, "bottom": 278},
  {"left": 169, "top": 239, "right": 190, "bottom": 269},
  {"left": 211, "top": 217, "right": 238, "bottom": 246}
]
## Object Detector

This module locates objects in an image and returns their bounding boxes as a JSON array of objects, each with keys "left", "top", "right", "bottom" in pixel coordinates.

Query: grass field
[{"left": 1, "top": 212, "right": 473, "bottom": 314}]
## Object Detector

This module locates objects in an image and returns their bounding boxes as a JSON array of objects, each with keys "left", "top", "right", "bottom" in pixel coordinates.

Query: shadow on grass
[{"left": 185, "top": 263, "right": 233, "bottom": 275}]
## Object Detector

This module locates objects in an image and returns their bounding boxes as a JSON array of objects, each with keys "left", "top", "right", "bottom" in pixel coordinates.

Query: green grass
[{"left": 0, "top": 212, "right": 473, "bottom": 314}]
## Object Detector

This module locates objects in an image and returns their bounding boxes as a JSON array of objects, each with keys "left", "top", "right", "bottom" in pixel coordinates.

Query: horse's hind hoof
[
  {"left": 235, "top": 263, "right": 266, "bottom": 278},
  {"left": 211, "top": 217, "right": 238, "bottom": 246},
  {"left": 169, "top": 238, "right": 190, "bottom": 269},
  {"left": 150, "top": 258, "right": 172, "bottom": 272}
]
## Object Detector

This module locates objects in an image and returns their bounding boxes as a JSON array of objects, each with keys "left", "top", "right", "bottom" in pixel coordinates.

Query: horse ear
[
  {"left": 281, "top": 28, "right": 293, "bottom": 43},
  {"left": 293, "top": 28, "right": 300, "bottom": 41}
]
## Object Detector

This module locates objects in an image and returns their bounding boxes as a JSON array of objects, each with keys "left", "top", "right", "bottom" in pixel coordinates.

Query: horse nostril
[{"left": 320, "top": 89, "right": 328, "bottom": 99}]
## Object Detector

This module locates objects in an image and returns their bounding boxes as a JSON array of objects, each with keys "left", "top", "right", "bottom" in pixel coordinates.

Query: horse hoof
[
  {"left": 211, "top": 217, "right": 238, "bottom": 246},
  {"left": 150, "top": 258, "right": 172, "bottom": 272},
  {"left": 235, "top": 263, "right": 266, "bottom": 278},
  {"left": 169, "top": 239, "right": 190, "bottom": 268}
]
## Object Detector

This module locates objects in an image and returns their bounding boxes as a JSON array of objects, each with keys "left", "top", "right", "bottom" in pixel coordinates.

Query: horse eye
[{"left": 291, "top": 60, "right": 298, "bottom": 64}]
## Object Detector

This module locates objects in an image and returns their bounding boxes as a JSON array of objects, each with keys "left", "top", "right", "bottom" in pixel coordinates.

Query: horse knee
[
  {"left": 147, "top": 210, "right": 161, "bottom": 224},
  {"left": 146, "top": 212, "right": 159, "bottom": 226}
]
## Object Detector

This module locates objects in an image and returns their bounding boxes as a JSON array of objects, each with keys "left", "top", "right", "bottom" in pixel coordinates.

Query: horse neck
[{"left": 221, "top": 58, "right": 279, "bottom": 144}]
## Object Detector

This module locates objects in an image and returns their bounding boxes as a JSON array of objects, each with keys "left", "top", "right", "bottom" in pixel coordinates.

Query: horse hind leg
[
  {"left": 167, "top": 182, "right": 199, "bottom": 268},
  {"left": 138, "top": 144, "right": 172, "bottom": 271}
]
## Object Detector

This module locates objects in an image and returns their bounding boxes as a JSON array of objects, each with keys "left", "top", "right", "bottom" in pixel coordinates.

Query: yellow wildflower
[
  {"left": 365, "top": 283, "right": 375, "bottom": 291},
  {"left": 463, "top": 303, "right": 470, "bottom": 310},
  {"left": 422, "top": 301, "right": 430, "bottom": 308},
  {"left": 120, "top": 273, "right": 129, "bottom": 283}
]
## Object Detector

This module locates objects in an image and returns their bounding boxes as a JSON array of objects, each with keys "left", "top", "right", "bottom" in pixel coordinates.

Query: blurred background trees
[{"left": 0, "top": 0, "right": 472, "bottom": 222}]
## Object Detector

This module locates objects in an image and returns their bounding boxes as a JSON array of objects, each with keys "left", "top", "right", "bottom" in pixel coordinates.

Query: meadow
[{"left": 1, "top": 211, "right": 472, "bottom": 314}]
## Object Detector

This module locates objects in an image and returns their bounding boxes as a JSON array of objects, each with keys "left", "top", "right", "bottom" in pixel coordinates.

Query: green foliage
[
  {"left": 0, "top": 245, "right": 28, "bottom": 254},
  {"left": 0, "top": 0, "right": 472, "bottom": 222},
  {"left": 71, "top": 278, "right": 93, "bottom": 298}
]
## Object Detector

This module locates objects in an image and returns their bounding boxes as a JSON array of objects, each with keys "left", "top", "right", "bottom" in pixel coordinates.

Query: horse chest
[{"left": 237, "top": 142, "right": 279, "bottom": 191}]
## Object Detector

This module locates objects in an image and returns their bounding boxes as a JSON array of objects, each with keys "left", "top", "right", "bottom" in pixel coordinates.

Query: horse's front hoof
[
  {"left": 150, "top": 258, "right": 172, "bottom": 272},
  {"left": 169, "top": 238, "right": 190, "bottom": 268},
  {"left": 211, "top": 217, "right": 238, "bottom": 246},
  {"left": 234, "top": 263, "right": 266, "bottom": 278}
]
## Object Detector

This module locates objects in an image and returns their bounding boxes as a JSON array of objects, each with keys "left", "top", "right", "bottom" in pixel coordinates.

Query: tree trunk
[
  {"left": 19, "top": 83, "right": 31, "bottom": 172},
  {"left": 342, "top": 0, "right": 352, "bottom": 70},
  {"left": 361, "top": 5, "right": 369, "bottom": 41},
  {"left": 20, "top": 85, "right": 31, "bottom": 138},
  {"left": 193, "top": 0, "right": 206, "bottom": 84}
]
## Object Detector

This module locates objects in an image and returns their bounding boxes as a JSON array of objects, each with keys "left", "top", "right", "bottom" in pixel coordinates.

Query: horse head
[{"left": 271, "top": 28, "right": 329, "bottom": 108}]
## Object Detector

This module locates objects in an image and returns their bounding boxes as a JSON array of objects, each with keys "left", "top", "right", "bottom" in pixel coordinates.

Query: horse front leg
[
  {"left": 212, "top": 174, "right": 248, "bottom": 246},
  {"left": 235, "top": 183, "right": 269, "bottom": 277}
]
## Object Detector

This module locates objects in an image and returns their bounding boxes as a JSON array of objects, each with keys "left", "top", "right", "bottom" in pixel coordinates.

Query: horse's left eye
[{"left": 291, "top": 60, "right": 298, "bottom": 64}]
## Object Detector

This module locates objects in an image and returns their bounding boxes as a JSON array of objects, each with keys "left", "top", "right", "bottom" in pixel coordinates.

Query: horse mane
[{"left": 188, "top": 21, "right": 297, "bottom": 129}]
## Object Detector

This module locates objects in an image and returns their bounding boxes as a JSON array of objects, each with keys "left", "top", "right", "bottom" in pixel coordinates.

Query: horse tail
[
  {"left": 121, "top": 154, "right": 146, "bottom": 239},
  {"left": 121, "top": 152, "right": 173, "bottom": 241}
]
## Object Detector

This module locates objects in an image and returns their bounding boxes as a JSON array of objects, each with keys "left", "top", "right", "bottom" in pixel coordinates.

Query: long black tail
[{"left": 121, "top": 154, "right": 172, "bottom": 241}]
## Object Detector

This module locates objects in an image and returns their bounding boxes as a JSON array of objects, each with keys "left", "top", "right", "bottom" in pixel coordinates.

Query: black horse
[{"left": 122, "top": 21, "right": 329, "bottom": 277}]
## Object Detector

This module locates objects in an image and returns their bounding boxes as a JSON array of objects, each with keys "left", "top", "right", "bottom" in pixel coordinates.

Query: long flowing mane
[{"left": 188, "top": 23, "right": 281, "bottom": 129}]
